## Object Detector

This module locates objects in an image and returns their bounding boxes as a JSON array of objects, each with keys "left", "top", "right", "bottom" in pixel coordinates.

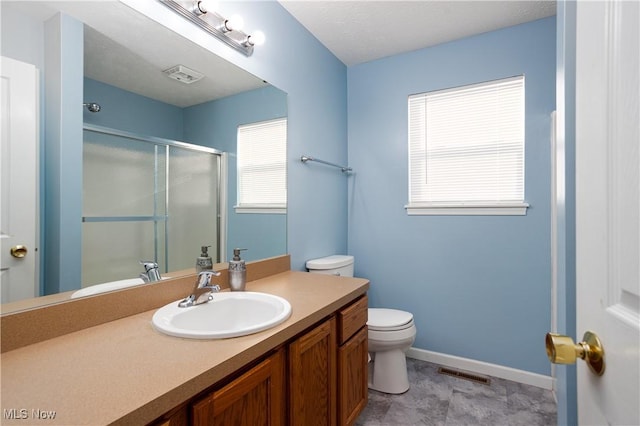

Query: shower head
[{"left": 83, "top": 102, "right": 101, "bottom": 113}]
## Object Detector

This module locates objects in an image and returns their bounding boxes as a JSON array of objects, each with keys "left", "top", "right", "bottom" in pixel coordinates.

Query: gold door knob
[
  {"left": 10, "top": 245, "right": 28, "bottom": 258},
  {"left": 545, "top": 331, "right": 605, "bottom": 376}
]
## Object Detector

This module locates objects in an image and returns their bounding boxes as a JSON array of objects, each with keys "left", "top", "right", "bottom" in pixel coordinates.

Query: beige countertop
[{"left": 0, "top": 270, "right": 369, "bottom": 425}]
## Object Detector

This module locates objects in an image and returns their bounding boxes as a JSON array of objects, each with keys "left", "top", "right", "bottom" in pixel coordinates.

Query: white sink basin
[
  {"left": 152, "top": 292, "right": 292, "bottom": 339},
  {"left": 71, "top": 277, "right": 169, "bottom": 298}
]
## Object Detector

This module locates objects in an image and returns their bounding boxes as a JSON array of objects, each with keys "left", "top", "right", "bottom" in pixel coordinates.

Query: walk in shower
[{"left": 81, "top": 124, "right": 223, "bottom": 287}]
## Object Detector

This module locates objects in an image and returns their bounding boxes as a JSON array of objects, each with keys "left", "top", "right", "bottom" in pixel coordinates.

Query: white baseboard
[{"left": 406, "top": 347, "right": 554, "bottom": 390}]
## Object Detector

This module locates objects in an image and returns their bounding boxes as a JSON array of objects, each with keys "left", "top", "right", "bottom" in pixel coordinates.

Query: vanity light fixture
[{"left": 161, "top": 0, "right": 264, "bottom": 56}]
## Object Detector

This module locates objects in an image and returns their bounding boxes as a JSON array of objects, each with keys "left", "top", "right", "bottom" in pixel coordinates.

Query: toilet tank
[{"left": 306, "top": 255, "right": 354, "bottom": 277}]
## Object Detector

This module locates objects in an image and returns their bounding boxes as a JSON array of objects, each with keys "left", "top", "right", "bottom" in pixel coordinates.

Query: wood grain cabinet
[
  {"left": 191, "top": 348, "right": 286, "bottom": 426},
  {"left": 289, "top": 317, "right": 337, "bottom": 425},
  {"left": 288, "top": 295, "right": 368, "bottom": 426}
]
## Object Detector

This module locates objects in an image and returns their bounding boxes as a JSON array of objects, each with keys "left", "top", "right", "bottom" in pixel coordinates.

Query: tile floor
[{"left": 356, "top": 358, "right": 557, "bottom": 426}]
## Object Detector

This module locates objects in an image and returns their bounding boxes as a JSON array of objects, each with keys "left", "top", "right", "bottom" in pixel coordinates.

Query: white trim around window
[
  {"left": 405, "top": 202, "right": 529, "bottom": 216},
  {"left": 234, "top": 204, "right": 286, "bottom": 214}
]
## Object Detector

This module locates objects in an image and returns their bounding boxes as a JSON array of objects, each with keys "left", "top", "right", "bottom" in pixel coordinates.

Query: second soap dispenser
[
  {"left": 229, "top": 248, "right": 247, "bottom": 291},
  {"left": 196, "top": 245, "right": 213, "bottom": 273}
]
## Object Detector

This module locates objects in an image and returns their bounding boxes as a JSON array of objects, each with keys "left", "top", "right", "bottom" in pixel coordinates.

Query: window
[
  {"left": 406, "top": 76, "right": 528, "bottom": 215},
  {"left": 236, "top": 118, "right": 287, "bottom": 214}
]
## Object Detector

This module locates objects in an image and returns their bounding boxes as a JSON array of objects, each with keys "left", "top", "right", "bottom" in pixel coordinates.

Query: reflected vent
[
  {"left": 438, "top": 367, "right": 491, "bottom": 385},
  {"left": 163, "top": 65, "right": 204, "bottom": 84}
]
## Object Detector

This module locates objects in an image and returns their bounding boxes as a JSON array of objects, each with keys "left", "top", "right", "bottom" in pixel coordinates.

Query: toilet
[{"left": 306, "top": 255, "right": 417, "bottom": 394}]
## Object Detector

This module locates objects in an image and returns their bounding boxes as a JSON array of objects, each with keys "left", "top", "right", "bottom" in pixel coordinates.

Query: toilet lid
[{"left": 367, "top": 308, "right": 414, "bottom": 331}]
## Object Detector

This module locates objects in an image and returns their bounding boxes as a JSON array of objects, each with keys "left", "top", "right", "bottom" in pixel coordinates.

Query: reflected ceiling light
[{"left": 161, "top": 0, "right": 263, "bottom": 57}]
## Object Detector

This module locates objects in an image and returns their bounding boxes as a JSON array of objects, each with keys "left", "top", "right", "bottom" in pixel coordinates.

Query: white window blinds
[
  {"left": 407, "top": 76, "right": 527, "bottom": 215},
  {"left": 237, "top": 118, "right": 287, "bottom": 213}
]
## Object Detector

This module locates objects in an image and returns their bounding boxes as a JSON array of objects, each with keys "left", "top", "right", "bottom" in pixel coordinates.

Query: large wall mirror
[{"left": 1, "top": 1, "right": 287, "bottom": 311}]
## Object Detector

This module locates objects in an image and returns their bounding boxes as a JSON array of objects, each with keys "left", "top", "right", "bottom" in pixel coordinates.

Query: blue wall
[
  {"left": 84, "top": 78, "right": 184, "bottom": 140},
  {"left": 184, "top": 85, "right": 288, "bottom": 261},
  {"left": 347, "top": 17, "right": 556, "bottom": 375}
]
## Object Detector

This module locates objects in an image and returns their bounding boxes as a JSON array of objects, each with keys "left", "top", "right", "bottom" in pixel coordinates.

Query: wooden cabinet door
[
  {"left": 289, "top": 317, "right": 337, "bottom": 426},
  {"left": 338, "top": 326, "right": 368, "bottom": 426},
  {"left": 192, "top": 348, "right": 285, "bottom": 426}
]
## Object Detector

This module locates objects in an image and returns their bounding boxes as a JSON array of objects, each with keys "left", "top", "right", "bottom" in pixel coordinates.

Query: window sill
[
  {"left": 234, "top": 205, "right": 287, "bottom": 214},
  {"left": 405, "top": 202, "right": 529, "bottom": 216}
]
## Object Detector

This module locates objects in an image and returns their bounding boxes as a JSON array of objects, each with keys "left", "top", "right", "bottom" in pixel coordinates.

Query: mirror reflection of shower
[
  {"left": 81, "top": 125, "right": 223, "bottom": 287},
  {"left": 83, "top": 102, "right": 101, "bottom": 113}
]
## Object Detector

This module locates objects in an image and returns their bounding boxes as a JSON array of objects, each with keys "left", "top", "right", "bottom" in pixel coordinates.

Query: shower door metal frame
[{"left": 82, "top": 124, "right": 225, "bottom": 271}]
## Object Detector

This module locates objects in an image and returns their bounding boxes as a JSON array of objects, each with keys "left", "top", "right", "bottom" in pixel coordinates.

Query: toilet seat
[{"left": 368, "top": 308, "right": 414, "bottom": 332}]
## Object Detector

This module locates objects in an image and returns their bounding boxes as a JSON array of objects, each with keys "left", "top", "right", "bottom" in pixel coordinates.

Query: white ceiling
[{"left": 278, "top": 0, "right": 557, "bottom": 66}]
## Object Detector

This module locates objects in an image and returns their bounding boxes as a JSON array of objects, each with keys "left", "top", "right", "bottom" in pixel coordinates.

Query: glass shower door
[
  {"left": 166, "top": 146, "right": 220, "bottom": 272},
  {"left": 82, "top": 127, "right": 220, "bottom": 288}
]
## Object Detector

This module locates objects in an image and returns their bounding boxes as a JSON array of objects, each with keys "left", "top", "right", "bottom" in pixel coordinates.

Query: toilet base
[{"left": 368, "top": 349, "right": 410, "bottom": 394}]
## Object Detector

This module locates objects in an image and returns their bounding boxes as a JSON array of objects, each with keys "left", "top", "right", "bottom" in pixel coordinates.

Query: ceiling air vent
[{"left": 163, "top": 65, "right": 204, "bottom": 84}]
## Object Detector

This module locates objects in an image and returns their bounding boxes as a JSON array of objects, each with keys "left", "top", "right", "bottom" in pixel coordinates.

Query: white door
[
  {"left": 0, "top": 56, "right": 39, "bottom": 303},
  {"left": 575, "top": 1, "right": 639, "bottom": 425}
]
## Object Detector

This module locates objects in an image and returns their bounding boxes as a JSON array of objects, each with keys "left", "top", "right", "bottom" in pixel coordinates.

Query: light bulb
[
  {"left": 197, "top": 0, "right": 217, "bottom": 14},
  {"left": 224, "top": 14, "right": 244, "bottom": 32},
  {"left": 247, "top": 30, "right": 265, "bottom": 47}
]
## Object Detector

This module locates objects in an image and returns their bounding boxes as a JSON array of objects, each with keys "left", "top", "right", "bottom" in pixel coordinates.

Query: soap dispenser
[
  {"left": 229, "top": 248, "right": 247, "bottom": 291},
  {"left": 196, "top": 245, "right": 213, "bottom": 273}
]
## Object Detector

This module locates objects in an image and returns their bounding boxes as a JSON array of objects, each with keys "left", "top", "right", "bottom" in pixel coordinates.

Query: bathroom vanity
[
  {"left": 0, "top": 255, "right": 369, "bottom": 425},
  {"left": 174, "top": 294, "right": 368, "bottom": 426}
]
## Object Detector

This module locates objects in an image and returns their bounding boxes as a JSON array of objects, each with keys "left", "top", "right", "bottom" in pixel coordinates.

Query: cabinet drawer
[{"left": 338, "top": 295, "right": 368, "bottom": 345}]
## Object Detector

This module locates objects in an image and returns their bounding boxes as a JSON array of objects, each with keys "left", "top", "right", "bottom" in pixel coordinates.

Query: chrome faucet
[
  {"left": 140, "top": 260, "right": 162, "bottom": 283},
  {"left": 178, "top": 271, "right": 221, "bottom": 308}
]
